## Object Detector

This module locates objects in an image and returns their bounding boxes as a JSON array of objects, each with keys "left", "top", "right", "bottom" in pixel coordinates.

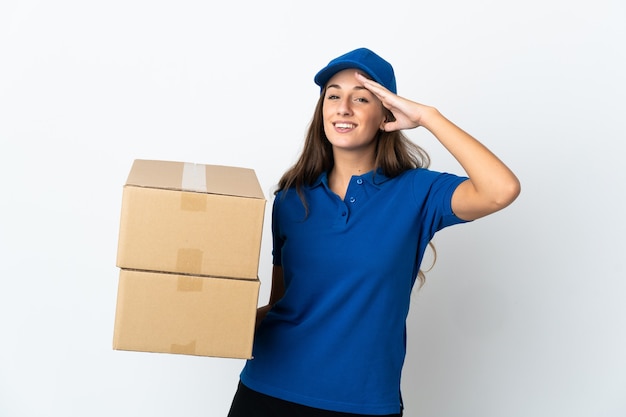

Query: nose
[{"left": 336, "top": 98, "right": 353, "bottom": 116}]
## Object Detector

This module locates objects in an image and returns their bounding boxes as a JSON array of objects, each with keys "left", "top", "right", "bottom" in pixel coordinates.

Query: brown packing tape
[
  {"left": 180, "top": 192, "right": 207, "bottom": 211},
  {"left": 176, "top": 248, "right": 203, "bottom": 274},
  {"left": 177, "top": 275, "right": 203, "bottom": 292},
  {"left": 171, "top": 340, "right": 197, "bottom": 355}
]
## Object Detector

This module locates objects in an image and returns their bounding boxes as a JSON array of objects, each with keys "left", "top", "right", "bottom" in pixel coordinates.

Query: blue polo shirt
[{"left": 240, "top": 168, "right": 469, "bottom": 415}]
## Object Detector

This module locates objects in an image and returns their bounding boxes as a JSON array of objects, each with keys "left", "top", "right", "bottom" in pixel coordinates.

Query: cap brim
[{"left": 314, "top": 61, "right": 382, "bottom": 90}]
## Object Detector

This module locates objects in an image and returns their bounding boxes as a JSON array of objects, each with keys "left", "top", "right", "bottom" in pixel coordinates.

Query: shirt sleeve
[{"left": 412, "top": 169, "right": 471, "bottom": 235}]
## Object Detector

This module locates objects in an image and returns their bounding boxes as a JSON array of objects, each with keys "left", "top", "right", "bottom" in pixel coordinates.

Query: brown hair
[{"left": 276, "top": 88, "right": 435, "bottom": 286}]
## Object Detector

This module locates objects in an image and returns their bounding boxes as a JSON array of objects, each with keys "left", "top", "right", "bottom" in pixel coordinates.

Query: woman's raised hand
[{"left": 355, "top": 72, "right": 435, "bottom": 132}]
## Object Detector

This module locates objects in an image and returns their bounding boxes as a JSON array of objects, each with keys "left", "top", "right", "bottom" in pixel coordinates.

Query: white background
[{"left": 1, "top": 0, "right": 625, "bottom": 416}]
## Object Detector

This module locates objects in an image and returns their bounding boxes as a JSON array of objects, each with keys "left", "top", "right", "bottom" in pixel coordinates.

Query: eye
[
  {"left": 354, "top": 97, "right": 369, "bottom": 103},
  {"left": 326, "top": 94, "right": 340, "bottom": 100}
]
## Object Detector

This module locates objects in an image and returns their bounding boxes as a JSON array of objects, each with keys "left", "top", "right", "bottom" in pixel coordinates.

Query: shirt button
[
  {"left": 341, "top": 211, "right": 347, "bottom": 216},
  {"left": 349, "top": 197, "right": 356, "bottom": 203},
  {"left": 356, "top": 178, "right": 363, "bottom": 185}
]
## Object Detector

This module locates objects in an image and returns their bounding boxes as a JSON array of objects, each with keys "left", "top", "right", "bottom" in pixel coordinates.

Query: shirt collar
[{"left": 312, "top": 168, "right": 391, "bottom": 189}]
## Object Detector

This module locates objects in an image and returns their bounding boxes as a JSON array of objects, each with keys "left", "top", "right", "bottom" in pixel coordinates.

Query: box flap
[{"left": 125, "top": 159, "right": 265, "bottom": 199}]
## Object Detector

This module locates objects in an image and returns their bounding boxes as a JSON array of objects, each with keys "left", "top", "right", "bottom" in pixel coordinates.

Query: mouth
[{"left": 334, "top": 122, "right": 356, "bottom": 131}]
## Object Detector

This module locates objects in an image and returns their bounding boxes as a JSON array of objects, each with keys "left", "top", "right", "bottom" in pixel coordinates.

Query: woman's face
[{"left": 322, "top": 69, "right": 386, "bottom": 154}]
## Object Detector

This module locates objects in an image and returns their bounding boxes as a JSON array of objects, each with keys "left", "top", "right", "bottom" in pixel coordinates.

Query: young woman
[{"left": 227, "top": 47, "right": 520, "bottom": 417}]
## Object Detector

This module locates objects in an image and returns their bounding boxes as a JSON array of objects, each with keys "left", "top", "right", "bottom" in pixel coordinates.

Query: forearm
[
  {"left": 256, "top": 304, "right": 272, "bottom": 330},
  {"left": 256, "top": 265, "right": 285, "bottom": 330}
]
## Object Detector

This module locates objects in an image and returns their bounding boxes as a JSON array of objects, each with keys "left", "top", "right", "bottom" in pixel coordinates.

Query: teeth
[{"left": 335, "top": 123, "right": 355, "bottom": 129}]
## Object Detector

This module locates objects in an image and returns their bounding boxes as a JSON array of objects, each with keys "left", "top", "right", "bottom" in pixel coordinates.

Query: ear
[
  {"left": 379, "top": 116, "right": 387, "bottom": 131},
  {"left": 380, "top": 109, "right": 394, "bottom": 130}
]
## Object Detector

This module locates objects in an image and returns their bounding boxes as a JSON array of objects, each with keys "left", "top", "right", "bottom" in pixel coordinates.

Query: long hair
[{"left": 276, "top": 88, "right": 435, "bottom": 287}]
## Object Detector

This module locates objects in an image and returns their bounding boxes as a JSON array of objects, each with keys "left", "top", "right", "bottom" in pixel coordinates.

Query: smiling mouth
[{"left": 334, "top": 123, "right": 356, "bottom": 129}]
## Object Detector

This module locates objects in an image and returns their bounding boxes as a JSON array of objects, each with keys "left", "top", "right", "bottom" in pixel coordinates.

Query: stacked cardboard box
[{"left": 113, "top": 159, "right": 266, "bottom": 359}]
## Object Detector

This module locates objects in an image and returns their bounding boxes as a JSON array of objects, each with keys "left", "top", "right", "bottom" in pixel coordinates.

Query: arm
[
  {"left": 356, "top": 72, "right": 521, "bottom": 221},
  {"left": 419, "top": 109, "right": 521, "bottom": 220},
  {"left": 256, "top": 265, "right": 284, "bottom": 329}
]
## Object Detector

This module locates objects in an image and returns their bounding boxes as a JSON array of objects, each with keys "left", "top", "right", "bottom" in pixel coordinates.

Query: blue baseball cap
[{"left": 314, "top": 47, "right": 397, "bottom": 94}]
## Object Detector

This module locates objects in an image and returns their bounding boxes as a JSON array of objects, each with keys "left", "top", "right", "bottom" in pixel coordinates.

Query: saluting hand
[{"left": 355, "top": 72, "right": 436, "bottom": 132}]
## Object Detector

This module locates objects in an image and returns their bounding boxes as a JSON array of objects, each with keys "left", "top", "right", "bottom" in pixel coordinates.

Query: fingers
[
  {"left": 355, "top": 72, "right": 387, "bottom": 97},
  {"left": 355, "top": 72, "right": 405, "bottom": 112},
  {"left": 354, "top": 72, "right": 422, "bottom": 130}
]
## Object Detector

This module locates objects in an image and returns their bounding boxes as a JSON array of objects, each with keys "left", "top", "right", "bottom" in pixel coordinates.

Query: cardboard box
[
  {"left": 116, "top": 159, "right": 266, "bottom": 279},
  {"left": 113, "top": 269, "right": 260, "bottom": 359}
]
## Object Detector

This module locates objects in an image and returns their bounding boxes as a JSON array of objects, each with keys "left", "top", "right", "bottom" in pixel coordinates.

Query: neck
[{"left": 328, "top": 151, "right": 375, "bottom": 199}]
